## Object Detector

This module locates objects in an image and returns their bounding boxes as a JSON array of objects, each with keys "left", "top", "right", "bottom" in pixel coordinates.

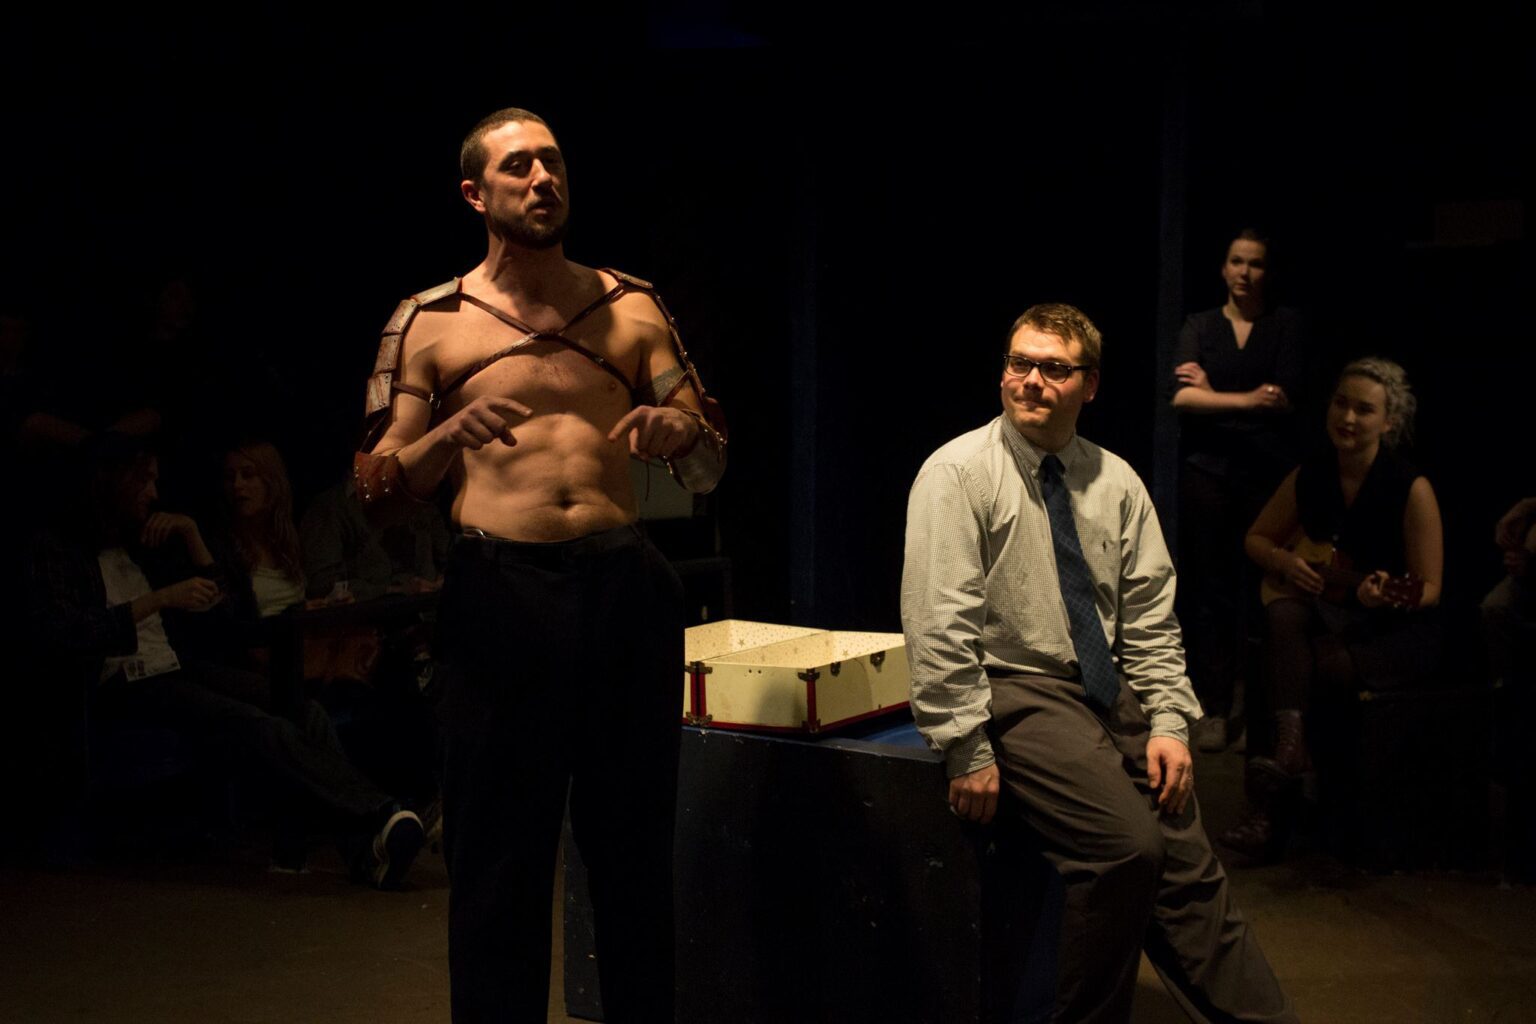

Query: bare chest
[{"left": 430, "top": 313, "right": 640, "bottom": 417}]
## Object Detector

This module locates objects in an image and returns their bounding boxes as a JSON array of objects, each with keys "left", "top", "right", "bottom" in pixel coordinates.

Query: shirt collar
[{"left": 999, "top": 415, "right": 1082, "bottom": 478}]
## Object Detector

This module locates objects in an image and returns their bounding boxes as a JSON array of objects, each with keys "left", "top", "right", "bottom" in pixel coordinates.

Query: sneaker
[
  {"left": 367, "top": 809, "right": 424, "bottom": 890},
  {"left": 1193, "top": 715, "right": 1228, "bottom": 753}
]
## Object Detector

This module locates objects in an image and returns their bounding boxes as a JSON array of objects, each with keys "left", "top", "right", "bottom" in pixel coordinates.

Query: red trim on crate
[
  {"left": 692, "top": 660, "right": 709, "bottom": 724},
  {"left": 797, "top": 668, "right": 821, "bottom": 732}
]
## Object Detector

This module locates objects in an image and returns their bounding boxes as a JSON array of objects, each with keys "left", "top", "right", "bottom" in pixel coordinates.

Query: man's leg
[
  {"left": 442, "top": 683, "right": 570, "bottom": 1021},
  {"left": 990, "top": 675, "right": 1294, "bottom": 1024},
  {"left": 437, "top": 538, "right": 578, "bottom": 1022},
  {"left": 1139, "top": 810, "right": 1295, "bottom": 1024},
  {"left": 569, "top": 528, "right": 683, "bottom": 1023},
  {"left": 142, "top": 663, "right": 391, "bottom": 823},
  {"left": 988, "top": 674, "right": 1168, "bottom": 1023},
  {"left": 1106, "top": 687, "right": 1297, "bottom": 1024}
]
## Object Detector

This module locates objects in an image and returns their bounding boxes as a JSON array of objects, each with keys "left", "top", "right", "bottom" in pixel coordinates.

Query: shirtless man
[{"left": 357, "top": 107, "right": 724, "bottom": 1022}]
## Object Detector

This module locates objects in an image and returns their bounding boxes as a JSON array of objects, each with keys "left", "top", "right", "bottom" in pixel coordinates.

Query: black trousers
[
  {"left": 99, "top": 660, "right": 391, "bottom": 825},
  {"left": 437, "top": 525, "right": 683, "bottom": 1023},
  {"left": 1176, "top": 462, "right": 1277, "bottom": 719},
  {"left": 989, "top": 674, "right": 1295, "bottom": 1024}
]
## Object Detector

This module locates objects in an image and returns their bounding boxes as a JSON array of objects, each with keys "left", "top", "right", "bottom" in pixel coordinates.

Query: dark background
[{"left": 3, "top": 5, "right": 1530, "bottom": 632}]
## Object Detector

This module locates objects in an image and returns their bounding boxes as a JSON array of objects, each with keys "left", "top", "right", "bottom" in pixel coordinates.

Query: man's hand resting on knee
[
  {"left": 1147, "top": 736, "right": 1194, "bottom": 816},
  {"left": 948, "top": 762, "right": 1000, "bottom": 824}
]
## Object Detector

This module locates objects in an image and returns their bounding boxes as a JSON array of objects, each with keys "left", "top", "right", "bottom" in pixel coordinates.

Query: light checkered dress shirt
[{"left": 901, "top": 415, "right": 1202, "bottom": 777}]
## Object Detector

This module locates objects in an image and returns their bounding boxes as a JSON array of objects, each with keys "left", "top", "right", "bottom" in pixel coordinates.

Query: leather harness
[{"left": 355, "top": 269, "right": 726, "bottom": 504}]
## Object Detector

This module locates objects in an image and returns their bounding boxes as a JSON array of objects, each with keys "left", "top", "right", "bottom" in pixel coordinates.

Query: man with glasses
[{"left": 901, "top": 304, "right": 1294, "bottom": 1022}]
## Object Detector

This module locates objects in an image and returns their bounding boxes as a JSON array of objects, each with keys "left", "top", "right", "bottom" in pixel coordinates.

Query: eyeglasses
[{"left": 1003, "top": 355, "right": 1093, "bottom": 383}]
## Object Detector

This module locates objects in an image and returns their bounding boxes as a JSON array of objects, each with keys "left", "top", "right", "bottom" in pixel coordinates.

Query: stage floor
[{"left": 3, "top": 744, "right": 1534, "bottom": 1023}]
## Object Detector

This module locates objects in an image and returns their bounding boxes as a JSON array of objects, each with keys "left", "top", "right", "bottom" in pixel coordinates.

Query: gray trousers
[{"left": 988, "top": 673, "right": 1296, "bottom": 1024}]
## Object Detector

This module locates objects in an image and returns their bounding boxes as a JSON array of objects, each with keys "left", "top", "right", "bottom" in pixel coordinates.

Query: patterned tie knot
[{"left": 1041, "top": 453, "right": 1064, "bottom": 482}]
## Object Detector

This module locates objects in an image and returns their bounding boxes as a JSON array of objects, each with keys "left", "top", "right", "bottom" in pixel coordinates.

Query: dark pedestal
[{"left": 564, "top": 721, "right": 1060, "bottom": 1023}]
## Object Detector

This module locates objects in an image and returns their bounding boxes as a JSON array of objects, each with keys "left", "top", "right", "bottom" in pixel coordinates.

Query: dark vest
[{"left": 1295, "top": 446, "right": 1419, "bottom": 577}]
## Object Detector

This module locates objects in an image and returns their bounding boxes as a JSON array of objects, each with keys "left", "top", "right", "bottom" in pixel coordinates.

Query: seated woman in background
[
  {"left": 223, "top": 440, "right": 305, "bottom": 618},
  {"left": 1221, "top": 356, "right": 1443, "bottom": 859},
  {"left": 223, "top": 442, "right": 384, "bottom": 685}
]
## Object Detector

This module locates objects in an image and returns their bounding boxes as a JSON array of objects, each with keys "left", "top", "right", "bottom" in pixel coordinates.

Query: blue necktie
[{"left": 1039, "top": 454, "right": 1120, "bottom": 710}]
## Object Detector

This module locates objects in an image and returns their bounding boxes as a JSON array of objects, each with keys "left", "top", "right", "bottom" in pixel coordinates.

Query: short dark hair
[
  {"left": 69, "top": 432, "right": 156, "bottom": 542},
  {"left": 459, "top": 107, "right": 551, "bottom": 183},
  {"left": 1007, "top": 303, "right": 1103, "bottom": 368}
]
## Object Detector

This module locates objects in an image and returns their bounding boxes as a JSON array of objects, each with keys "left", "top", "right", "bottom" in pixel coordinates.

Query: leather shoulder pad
[
  {"left": 379, "top": 278, "right": 459, "bottom": 338},
  {"left": 413, "top": 278, "right": 460, "bottom": 306},
  {"left": 362, "top": 278, "right": 459, "bottom": 435},
  {"left": 603, "top": 267, "right": 655, "bottom": 291}
]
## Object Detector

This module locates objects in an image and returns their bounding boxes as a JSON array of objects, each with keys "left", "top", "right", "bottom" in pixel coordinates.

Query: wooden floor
[{"left": 4, "top": 746, "right": 1535, "bottom": 1023}]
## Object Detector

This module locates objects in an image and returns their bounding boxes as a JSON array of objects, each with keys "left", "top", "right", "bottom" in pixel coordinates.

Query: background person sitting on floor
[
  {"left": 23, "top": 434, "right": 424, "bottom": 887},
  {"left": 1223, "top": 357, "right": 1443, "bottom": 860},
  {"left": 1486, "top": 496, "right": 1536, "bottom": 688},
  {"left": 1485, "top": 496, "right": 1536, "bottom": 878}
]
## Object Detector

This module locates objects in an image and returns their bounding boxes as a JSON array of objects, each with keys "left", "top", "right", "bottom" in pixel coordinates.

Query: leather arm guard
[
  {"left": 352, "top": 449, "right": 430, "bottom": 507},
  {"left": 667, "top": 407, "right": 727, "bottom": 494}
]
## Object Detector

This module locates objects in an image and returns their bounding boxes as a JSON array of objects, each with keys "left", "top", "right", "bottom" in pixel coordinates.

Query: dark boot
[
  {"left": 1248, "top": 709, "right": 1311, "bottom": 794},
  {"left": 1219, "top": 803, "right": 1292, "bottom": 863},
  {"left": 1271, "top": 709, "right": 1310, "bottom": 776}
]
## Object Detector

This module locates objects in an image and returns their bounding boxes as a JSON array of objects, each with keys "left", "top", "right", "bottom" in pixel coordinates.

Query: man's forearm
[
  {"left": 355, "top": 431, "right": 450, "bottom": 517},
  {"left": 394, "top": 428, "right": 460, "bottom": 498},
  {"left": 130, "top": 592, "right": 166, "bottom": 623}
]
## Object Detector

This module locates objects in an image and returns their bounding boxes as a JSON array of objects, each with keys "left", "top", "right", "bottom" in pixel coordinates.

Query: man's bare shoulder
[
  {"left": 392, "top": 284, "right": 473, "bottom": 378},
  {"left": 593, "top": 269, "right": 670, "bottom": 340}
]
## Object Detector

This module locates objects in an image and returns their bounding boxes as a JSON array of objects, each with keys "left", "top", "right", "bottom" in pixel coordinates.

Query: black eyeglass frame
[{"left": 1002, "top": 354, "right": 1095, "bottom": 383}]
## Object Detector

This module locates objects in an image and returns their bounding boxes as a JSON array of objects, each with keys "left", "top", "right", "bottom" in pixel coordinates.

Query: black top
[
  {"left": 1295, "top": 445, "right": 1420, "bottom": 578},
  {"left": 1173, "top": 306, "right": 1304, "bottom": 478}
]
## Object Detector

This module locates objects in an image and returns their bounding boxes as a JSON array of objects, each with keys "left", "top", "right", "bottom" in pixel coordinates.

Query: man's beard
[{"left": 491, "top": 208, "right": 569, "bottom": 250}]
